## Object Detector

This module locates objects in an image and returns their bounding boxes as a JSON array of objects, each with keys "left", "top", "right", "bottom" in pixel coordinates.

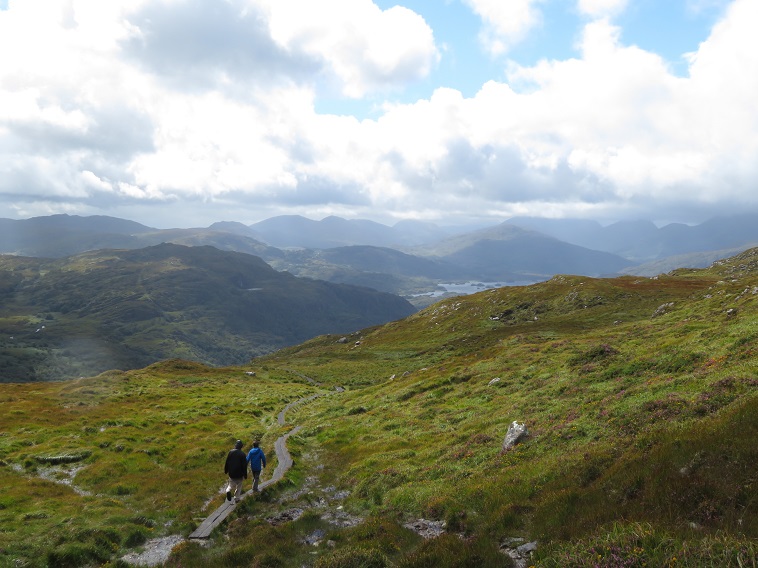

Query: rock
[
  {"left": 266, "top": 508, "right": 304, "bottom": 526},
  {"left": 488, "top": 377, "right": 501, "bottom": 386},
  {"left": 303, "top": 528, "right": 326, "bottom": 545},
  {"left": 517, "top": 541, "right": 537, "bottom": 555},
  {"left": 121, "top": 535, "right": 184, "bottom": 566},
  {"left": 337, "top": 337, "right": 348, "bottom": 344},
  {"left": 403, "top": 518, "right": 446, "bottom": 539},
  {"left": 500, "top": 538, "right": 537, "bottom": 568},
  {"left": 652, "top": 302, "right": 675, "bottom": 318},
  {"left": 502, "top": 421, "right": 528, "bottom": 451},
  {"left": 321, "top": 509, "right": 363, "bottom": 528}
]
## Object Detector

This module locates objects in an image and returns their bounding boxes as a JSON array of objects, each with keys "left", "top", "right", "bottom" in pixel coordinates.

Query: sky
[{"left": 1, "top": 0, "right": 755, "bottom": 229}]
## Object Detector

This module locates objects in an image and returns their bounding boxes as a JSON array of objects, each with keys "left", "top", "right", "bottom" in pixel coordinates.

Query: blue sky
[
  {"left": 320, "top": 0, "right": 728, "bottom": 117},
  {"left": 0, "top": 0, "right": 754, "bottom": 229}
]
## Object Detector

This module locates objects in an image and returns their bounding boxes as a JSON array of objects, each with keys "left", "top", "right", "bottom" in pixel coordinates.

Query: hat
[{"left": 235, "top": 440, "right": 243, "bottom": 449}]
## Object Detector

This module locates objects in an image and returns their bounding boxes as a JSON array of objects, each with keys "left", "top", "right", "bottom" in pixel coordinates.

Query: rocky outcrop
[
  {"left": 500, "top": 537, "right": 537, "bottom": 568},
  {"left": 502, "top": 421, "right": 529, "bottom": 451}
]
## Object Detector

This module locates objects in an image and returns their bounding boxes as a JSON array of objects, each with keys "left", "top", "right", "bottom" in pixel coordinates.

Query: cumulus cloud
[
  {"left": 463, "top": 0, "right": 544, "bottom": 55},
  {"left": 1, "top": 0, "right": 757, "bottom": 226},
  {"left": 122, "top": 0, "right": 317, "bottom": 94},
  {"left": 340, "top": 0, "right": 758, "bottom": 221},
  {"left": 260, "top": 0, "right": 439, "bottom": 97}
]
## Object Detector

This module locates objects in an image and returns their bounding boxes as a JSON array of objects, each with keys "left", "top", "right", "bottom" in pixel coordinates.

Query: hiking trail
[
  {"left": 188, "top": 389, "right": 325, "bottom": 539},
  {"left": 123, "top": 384, "right": 329, "bottom": 565}
]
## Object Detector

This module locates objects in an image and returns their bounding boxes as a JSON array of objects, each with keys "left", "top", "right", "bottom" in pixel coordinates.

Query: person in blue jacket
[{"left": 246, "top": 440, "right": 267, "bottom": 492}]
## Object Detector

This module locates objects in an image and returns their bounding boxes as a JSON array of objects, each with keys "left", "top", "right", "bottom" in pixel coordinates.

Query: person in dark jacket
[
  {"left": 246, "top": 440, "right": 267, "bottom": 492},
  {"left": 224, "top": 440, "right": 247, "bottom": 503}
]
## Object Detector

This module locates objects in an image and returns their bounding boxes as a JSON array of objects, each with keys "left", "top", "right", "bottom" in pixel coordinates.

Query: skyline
[{"left": 1, "top": 0, "right": 754, "bottom": 229}]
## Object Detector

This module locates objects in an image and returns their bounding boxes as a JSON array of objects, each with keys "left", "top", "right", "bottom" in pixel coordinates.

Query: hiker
[
  {"left": 246, "top": 440, "right": 267, "bottom": 492},
  {"left": 224, "top": 440, "right": 247, "bottom": 503}
]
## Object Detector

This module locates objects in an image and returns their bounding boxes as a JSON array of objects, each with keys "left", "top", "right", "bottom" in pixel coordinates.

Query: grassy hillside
[
  {"left": 0, "top": 361, "right": 320, "bottom": 567},
  {"left": 1, "top": 250, "right": 756, "bottom": 567}
]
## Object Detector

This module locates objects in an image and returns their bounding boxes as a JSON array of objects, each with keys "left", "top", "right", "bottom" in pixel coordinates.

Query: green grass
[
  {"left": 2, "top": 249, "right": 758, "bottom": 566},
  {"left": 0, "top": 362, "right": 319, "bottom": 567}
]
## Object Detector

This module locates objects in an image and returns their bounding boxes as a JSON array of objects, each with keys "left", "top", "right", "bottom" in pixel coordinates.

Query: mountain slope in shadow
[{"left": 0, "top": 243, "right": 416, "bottom": 381}]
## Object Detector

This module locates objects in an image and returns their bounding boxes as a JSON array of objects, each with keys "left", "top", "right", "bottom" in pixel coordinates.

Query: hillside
[
  {"left": 0, "top": 214, "right": 154, "bottom": 257},
  {"left": 249, "top": 215, "right": 458, "bottom": 249},
  {"left": 0, "top": 249, "right": 755, "bottom": 567},
  {"left": 0, "top": 243, "right": 415, "bottom": 381},
  {"left": 265, "top": 245, "right": 459, "bottom": 298},
  {"left": 410, "top": 222, "right": 631, "bottom": 279}
]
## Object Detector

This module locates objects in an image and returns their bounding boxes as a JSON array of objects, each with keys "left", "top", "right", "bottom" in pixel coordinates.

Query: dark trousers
[{"left": 252, "top": 469, "right": 262, "bottom": 492}]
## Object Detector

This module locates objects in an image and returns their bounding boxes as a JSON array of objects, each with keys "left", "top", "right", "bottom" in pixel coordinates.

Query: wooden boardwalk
[
  {"left": 186, "top": 383, "right": 334, "bottom": 540},
  {"left": 188, "top": 425, "right": 302, "bottom": 539}
]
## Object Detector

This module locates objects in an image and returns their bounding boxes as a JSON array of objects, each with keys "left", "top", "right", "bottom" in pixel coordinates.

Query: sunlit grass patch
[{"left": 0, "top": 364, "right": 317, "bottom": 567}]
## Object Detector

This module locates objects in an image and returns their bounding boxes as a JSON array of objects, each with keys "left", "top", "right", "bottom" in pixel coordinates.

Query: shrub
[
  {"left": 397, "top": 534, "right": 506, "bottom": 568},
  {"left": 46, "top": 542, "right": 109, "bottom": 568},
  {"left": 314, "top": 546, "right": 390, "bottom": 568},
  {"left": 123, "top": 527, "right": 148, "bottom": 547}
]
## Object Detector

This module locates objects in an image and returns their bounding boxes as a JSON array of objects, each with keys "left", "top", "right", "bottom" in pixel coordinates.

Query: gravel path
[{"left": 120, "top": 535, "right": 185, "bottom": 567}]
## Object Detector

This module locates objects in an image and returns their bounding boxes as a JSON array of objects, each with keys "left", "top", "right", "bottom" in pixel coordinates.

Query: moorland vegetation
[{"left": 1, "top": 249, "right": 757, "bottom": 567}]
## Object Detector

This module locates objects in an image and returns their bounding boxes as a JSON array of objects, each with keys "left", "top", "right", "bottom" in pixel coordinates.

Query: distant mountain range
[
  {"left": 3, "top": 212, "right": 758, "bottom": 300},
  {"left": 247, "top": 215, "right": 459, "bottom": 249},
  {"left": 4, "top": 212, "right": 758, "bottom": 380},
  {"left": 0, "top": 243, "right": 414, "bottom": 381},
  {"left": 505, "top": 214, "right": 758, "bottom": 263}
]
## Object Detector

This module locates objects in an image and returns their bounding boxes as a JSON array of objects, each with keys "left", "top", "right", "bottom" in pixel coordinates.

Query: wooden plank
[
  {"left": 188, "top": 426, "right": 302, "bottom": 539},
  {"left": 188, "top": 500, "right": 237, "bottom": 539}
]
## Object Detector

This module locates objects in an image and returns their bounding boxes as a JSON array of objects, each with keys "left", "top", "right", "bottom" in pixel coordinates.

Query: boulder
[
  {"left": 502, "top": 421, "right": 528, "bottom": 451},
  {"left": 500, "top": 538, "right": 538, "bottom": 568},
  {"left": 652, "top": 302, "right": 674, "bottom": 318}
]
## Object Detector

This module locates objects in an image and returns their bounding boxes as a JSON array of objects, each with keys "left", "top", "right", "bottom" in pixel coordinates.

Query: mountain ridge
[
  {"left": 0, "top": 243, "right": 415, "bottom": 381},
  {"left": 5, "top": 212, "right": 758, "bottom": 306}
]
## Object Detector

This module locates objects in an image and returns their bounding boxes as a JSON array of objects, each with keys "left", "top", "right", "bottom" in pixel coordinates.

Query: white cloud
[
  {"left": 463, "top": 0, "right": 544, "bottom": 55},
  {"left": 1, "top": 0, "right": 757, "bottom": 226},
  {"left": 577, "top": 0, "right": 628, "bottom": 19},
  {"left": 686, "top": 0, "right": 731, "bottom": 15},
  {"left": 261, "top": 0, "right": 439, "bottom": 97},
  {"left": 314, "top": 1, "right": 758, "bottom": 220}
]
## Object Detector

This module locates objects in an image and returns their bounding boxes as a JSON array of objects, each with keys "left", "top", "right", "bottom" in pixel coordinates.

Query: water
[{"left": 413, "top": 280, "right": 539, "bottom": 298}]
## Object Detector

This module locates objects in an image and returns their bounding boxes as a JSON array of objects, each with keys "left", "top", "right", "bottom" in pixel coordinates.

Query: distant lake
[{"left": 413, "top": 280, "right": 540, "bottom": 298}]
